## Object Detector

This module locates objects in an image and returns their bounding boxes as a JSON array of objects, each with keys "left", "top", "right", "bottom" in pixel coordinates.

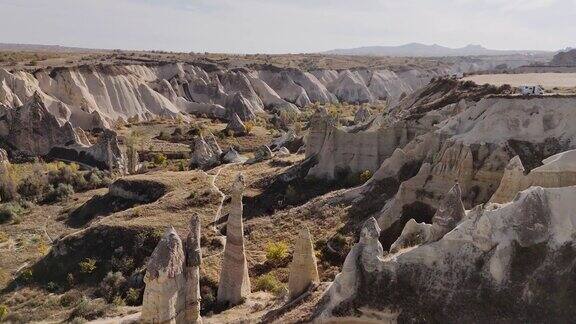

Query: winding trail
[{"left": 205, "top": 162, "right": 240, "bottom": 225}]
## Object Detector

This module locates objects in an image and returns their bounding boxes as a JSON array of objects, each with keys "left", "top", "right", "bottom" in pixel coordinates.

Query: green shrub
[
  {"left": 125, "top": 288, "right": 141, "bottom": 306},
  {"left": 152, "top": 153, "right": 167, "bottom": 166},
  {"left": 285, "top": 184, "right": 299, "bottom": 203},
  {"left": 46, "top": 281, "right": 59, "bottom": 292},
  {"left": 0, "top": 304, "right": 8, "bottom": 320},
  {"left": 0, "top": 164, "right": 18, "bottom": 201},
  {"left": 178, "top": 161, "right": 186, "bottom": 171},
  {"left": 265, "top": 241, "right": 289, "bottom": 265},
  {"left": 0, "top": 202, "right": 26, "bottom": 224},
  {"left": 60, "top": 290, "right": 83, "bottom": 307},
  {"left": 359, "top": 170, "right": 372, "bottom": 183},
  {"left": 99, "top": 272, "right": 126, "bottom": 302},
  {"left": 0, "top": 231, "right": 8, "bottom": 243},
  {"left": 79, "top": 258, "right": 97, "bottom": 274},
  {"left": 44, "top": 183, "right": 74, "bottom": 203},
  {"left": 254, "top": 273, "right": 285, "bottom": 295},
  {"left": 19, "top": 268, "right": 33, "bottom": 283},
  {"left": 69, "top": 297, "right": 109, "bottom": 321}
]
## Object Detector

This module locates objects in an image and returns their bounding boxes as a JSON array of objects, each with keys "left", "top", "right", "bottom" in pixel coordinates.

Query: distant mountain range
[
  {"left": 0, "top": 43, "right": 100, "bottom": 53},
  {"left": 325, "top": 43, "right": 554, "bottom": 57}
]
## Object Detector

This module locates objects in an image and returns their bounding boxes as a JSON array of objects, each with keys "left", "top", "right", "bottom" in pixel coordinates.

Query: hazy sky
[{"left": 0, "top": 0, "right": 574, "bottom": 53}]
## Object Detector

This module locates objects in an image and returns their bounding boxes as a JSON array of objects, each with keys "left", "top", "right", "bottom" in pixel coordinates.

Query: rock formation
[
  {"left": 142, "top": 217, "right": 204, "bottom": 324},
  {"left": 389, "top": 183, "right": 465, "bottom": 253},
  {"left": 225, "top": 112, "right": 248, "bottom": 136},
  {"left": 0, "top": 93, "right": 82, "bottom": 156},
  {"left": 490, "top": 150, "right": 576, "bottom": 203},
  {"left": 189, "top": 133, "right": 222, "bottom": 170},
  {"left": 184, "top": 214, "right": 202, "bottom": 324},
  {"left": 288, "top": 227, "right": 319, "bottom": 300},
  {"left": 321, "top": 217, "right": 383, "bottom": 317},
  {"left": 141, "top": 227, "right": 187, "bottom": 323},
  {"left": 313, "top": 186, "right": 576, "bottom": 322},
  {"left": 353, "top": 106, "right": 372, "bottom": 124},
  {"left": 126, "top": 143, "right": 140, "bottom": 174},
  {"left": 222, "top": 146, "right": 246, "bottom": 164},
  {"left": 217, "top": 173, "right": 250, "bottom": 305},
  {"left": 247, "top": 145, "right": 273, "bottom": 164}
]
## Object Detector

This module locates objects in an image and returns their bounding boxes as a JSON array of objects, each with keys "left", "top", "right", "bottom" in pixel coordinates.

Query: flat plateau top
[{"left": 464, "top": 73, "right": 576, "bottom": 89}]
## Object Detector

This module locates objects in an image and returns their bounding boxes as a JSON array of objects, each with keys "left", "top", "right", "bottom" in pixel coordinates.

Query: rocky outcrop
[
  {"left": 189, "top": 133, "right": 222, "bottom": 170},
  {"left": 141, "top": 217, "right": 204, "bottom": 324},
  {"left": 353, "top": 106, "right": 372, "bottom": 124},
  {"left": 217, "top": 173, "right": 251, "bottom": 305},
  {"left": 142, "top": 227, "right": 187, "bottom": 323},
  {"left": 288, "top": 227, "right": 319, "bottom": 300},
  {"left": 314, "top": 186, "right": 576, "bottom": 322},
  {"left": 225, "top": 112, "right": 248, "bottom": 136},
  {"left": 490, "top": 150, "right": 576, "bottom": 203},
  {"left": 389, "top": 183, "right": 465, "bottom": 253},
  {"left": 184, "top": 214, "right": 202, "bottom": 324},
  {"left": 126, "top": 143, "right": 140, "bottom": 174},
  {"left": 0, "top": 62, "right": 445, "bottom": 133},
  {"left": 0, "top": 93, "right": 82, "bottom": 156},
  {"left": 247, "top": 145, "right": 273, "bottom": 164},
  {"left": 222, "top": 146, "right": 246, "bottom": 164}
]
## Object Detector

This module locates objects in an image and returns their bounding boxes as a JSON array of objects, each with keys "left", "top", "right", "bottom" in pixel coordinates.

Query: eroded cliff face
[
  {"left": 316, "top": 185, "right": 576, "bottom": 323},
  {"left": 0, "top": 62, "right": 445, "bottom": 131},
  {"left": 308, "top": 80, "right": 576, "bottom": 257}
]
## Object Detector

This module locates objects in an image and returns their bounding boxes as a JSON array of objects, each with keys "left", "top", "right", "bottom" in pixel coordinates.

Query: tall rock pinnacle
[
  {"left": 217, "top": 173, "right": 251, "bottom": 305},
  {"left": 288, "top": 227, "right": 319, "bottom": 300},
  {"left": 184, "top": 214, "right": 203, "bottom": 323}
]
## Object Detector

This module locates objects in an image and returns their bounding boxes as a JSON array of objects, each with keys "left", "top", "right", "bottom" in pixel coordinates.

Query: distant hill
[
  {"left": 325, "top": 43, "right": 552, "bottom": 57},
  {"left": 550, "top": 49, "right": 576, "bottom": 66},
  {"left": 0, "top": 43, "right": 100, "bottom": 53}
]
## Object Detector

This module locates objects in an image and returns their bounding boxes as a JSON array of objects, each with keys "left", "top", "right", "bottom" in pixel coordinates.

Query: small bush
[
  {"left": 60, "top": 290, "right": 83, "bottom": 307},
  {"left": 0, "top": 231, "right": 8, "bottom": 243},
  {"left": 152, "top": 153, "right": 167, "bottom": 166},
  {"left": 125, "top": 288, "right": 141, "bottom": 306},
  {"left": 46, "top": 281, "right": 59, "bottom": 292},
  {"left": 285, "top": 185, "right": 299, "bottom": 203},
  {"left": 0, "top": 304, "right": 8, "bottom": 321},
  {"left": 44, "top": 183, "right": 74, "bottom": 203},
  {"left": 69, "top": 297, "right": 109, "bottom": 321},
  {"left": 178, "top": 161, "right": 186, "bottom": 171},
  {"left": 79, "top": 258, "right": 97, "bottom": 274},
  {"left": 359, "top": 170, "right": 372, "bottom": 183},
  {"left": 244, "top": 121, "right": 254, "bottom": 134},
  {"left": 265, "top": 241, "right": 289, "bottom": 265},
  {"left": 19, "top": 268, "right": 33, "bottom": 283},
  {"left": 254, "top": 273, "right": 285, "bottom": 295},
  {"left": 99, "top": 272, "right": 127, "bottom": 302},
  {"left": 0, "top": 202, "right": 25, "bottom": 224}
]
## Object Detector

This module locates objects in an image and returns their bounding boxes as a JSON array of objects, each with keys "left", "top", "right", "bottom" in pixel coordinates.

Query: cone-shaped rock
[
  {"left": 429, "top": 183, "right": 466, "bottom": 241},
  {"left": 217, "top": 173, "right": 251, "bottom": 305},
  {"left": 142, "top": 226, "right": 186, "bottom": 323},
  {"left": 225, "top": 112, "right": 247, "bottom": 136},
  {"left": 184, "top": 214, "right": 202, "bottom": 323},
  {"left": 288, "top": 227, "right": 319, "bottom": 300}
]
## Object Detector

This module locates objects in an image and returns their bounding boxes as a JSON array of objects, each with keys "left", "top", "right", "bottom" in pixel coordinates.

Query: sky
[{"left": 0, "top": 0, "right": 575, "bottom": 54}]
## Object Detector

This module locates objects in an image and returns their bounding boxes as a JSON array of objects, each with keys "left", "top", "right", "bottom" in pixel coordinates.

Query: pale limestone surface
[
  {"left": 142, "top": 227, "right": 187, "bottom": 324},
  {"left": 490, "top": 150, "right": 576, "bottom": 203},
  {"left": 288, "top": 227, "right": 319, "bottom": 300},
  {"left": 217, "top": 173, "right": 251, "bottom": 305},
  {"left": 318, "top": 186, "right": 576, "bottom": 321},
  {"left": 184, "top": 215, "right": 202, "bottom": 324},
  {"left": 389, "top": 183, "right": 465, "bottom": 253}
]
